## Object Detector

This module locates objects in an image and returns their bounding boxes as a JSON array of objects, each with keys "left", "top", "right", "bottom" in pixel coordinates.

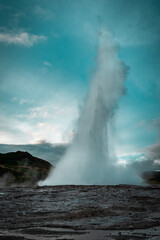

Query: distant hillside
[
  {"left": 0, "top": 143, "right": 67, "bottom": 165},
  {"left": 142, "top": 170, "right": 160, "bottom": 184},
  {"left": 0, "top": 151, "right": 53, "bottom": 187}
]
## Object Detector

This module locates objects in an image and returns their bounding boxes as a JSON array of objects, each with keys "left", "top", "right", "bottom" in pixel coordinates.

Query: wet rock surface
[{"left": 0, "top": 185, "right": 160, "bottom": 239}]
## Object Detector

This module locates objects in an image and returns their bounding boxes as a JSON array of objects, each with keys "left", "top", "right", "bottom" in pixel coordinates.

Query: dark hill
[
  {"left": 0, "top": 151, "right": 53, "bottom": 187},
  {"left": 142, "top": 170, "right": 160, "bottom": 184}
]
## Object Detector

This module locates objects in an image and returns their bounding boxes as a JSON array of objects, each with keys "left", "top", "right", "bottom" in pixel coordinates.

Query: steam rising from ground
[
  {"left": 40, "top": 30, "right": 141, "bottom": 185},
  {"left": 131, "top": 142, "right": 160, "bottom": 173}
]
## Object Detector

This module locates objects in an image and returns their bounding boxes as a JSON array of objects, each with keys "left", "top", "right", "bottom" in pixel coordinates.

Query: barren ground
[{"left": 0, "top": 185, "right": 160, "bottom": 239}]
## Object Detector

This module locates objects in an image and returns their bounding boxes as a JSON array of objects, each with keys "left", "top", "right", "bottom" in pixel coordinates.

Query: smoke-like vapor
[
  {"left": 40, "top": 30, "right": 141, "bottom": 185},
  {"left": 131, "top": 142, "right": 160, "bottom": 173}
]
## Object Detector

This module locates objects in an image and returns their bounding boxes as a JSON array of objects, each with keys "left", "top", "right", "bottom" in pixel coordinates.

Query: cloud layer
[{"left": 0, "top": 31, "right": 47, "bottom": 47}]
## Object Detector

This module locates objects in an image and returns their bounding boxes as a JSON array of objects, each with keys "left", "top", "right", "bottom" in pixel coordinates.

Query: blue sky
[{"left": 0, "top": 0, "right": 160, "bottom": 160}]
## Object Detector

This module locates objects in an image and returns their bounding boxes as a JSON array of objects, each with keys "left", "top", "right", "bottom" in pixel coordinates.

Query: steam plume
[{"left": 40, "top": 30, "right": 141, "bottom": 185}]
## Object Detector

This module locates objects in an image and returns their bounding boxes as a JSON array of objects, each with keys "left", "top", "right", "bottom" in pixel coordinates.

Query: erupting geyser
[{"left": 40, "top": 30, "right": 141, "bottom": 185}]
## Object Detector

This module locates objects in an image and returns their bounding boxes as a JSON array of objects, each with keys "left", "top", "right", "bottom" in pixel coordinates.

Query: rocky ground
[{"left": 0, "top": 184, "right": 160, "bottom": 239}]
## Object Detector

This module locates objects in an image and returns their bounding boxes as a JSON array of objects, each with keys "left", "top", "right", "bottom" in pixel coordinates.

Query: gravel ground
[{"left": 0, "top": 184, "right": 160, "bottom": 239}]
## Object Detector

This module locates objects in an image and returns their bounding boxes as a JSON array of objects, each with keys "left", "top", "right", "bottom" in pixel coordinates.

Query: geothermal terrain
[
  {"left": 0, "top": 184, "right": 160, "bottom": 240},
  {"left": 0, "top": 151, "right": 160, "bottom": 239}
]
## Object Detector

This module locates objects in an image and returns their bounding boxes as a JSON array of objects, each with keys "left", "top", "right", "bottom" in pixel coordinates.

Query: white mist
[{"left": 40, "top": 30, "right": 141, "bottom": 185}]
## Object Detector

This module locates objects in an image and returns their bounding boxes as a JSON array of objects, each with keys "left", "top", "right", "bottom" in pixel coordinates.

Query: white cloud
[
  {"left": 0, "top": 32, "right": 47, "bottom": 47},
  {"left": 28, "top": 106, "right": 50, "bottom": 119},
  {"left": 0, "top": 95, "right": 79, "bottom": 144},
  {"left": 19, "top": 99, "right": 34, "bottom": 105},
  {"left": 11, "top": 97, "right": 18, "bottom": 102},
  {"left": 129, "top": 142, "right": 160, "bottom": 173},
  {"left": 34, "top": 5, "right": 54, "bottom": 21},
  {"left": 43, "top": 61, "right": 52, "bottom": 67},
  {"left": 36, "top": 122, "right": 62, "bottom": 142},
  {"left": 10, "top": 97, "right": 33, "bottom": 105},
  {"left": 26, "top": 105, "right": 77, "bottom": 121},
  {"left": 0, "top": 130, "right": 17, "bottom": 144}
]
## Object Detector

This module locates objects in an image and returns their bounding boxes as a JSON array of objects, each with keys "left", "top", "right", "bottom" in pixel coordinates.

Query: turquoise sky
[{"left": 0, "top": 0, "right": 159, "bottom": 157}]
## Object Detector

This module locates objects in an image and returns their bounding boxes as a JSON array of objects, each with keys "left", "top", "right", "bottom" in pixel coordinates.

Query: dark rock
[{"left": 0, "top": 151, "right": 53, "bottom": 187}]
